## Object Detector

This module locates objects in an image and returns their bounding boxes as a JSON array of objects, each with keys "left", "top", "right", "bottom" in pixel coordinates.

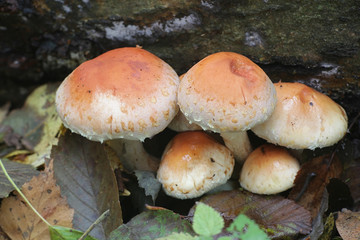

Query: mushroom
[
  {"left": 167, "top": 108, "right": 202, "bottom": 132},
  {"left": 55, "top": 47, "right": 179, "bottom": 171},
  {"left": 240, "top": 144, "right": 300, "bottom": 195},
  {"left": 168, "top": 74, "right": 202, "bottom": 132},
  {"left": 251, "top": 82, "right": 348, "bottom": 150},
  {"left": 177, "top": 52, "right": 277, "bottom": 162},
  {"left": 157, "top": 131, "right": 235, "bottom": 199}
]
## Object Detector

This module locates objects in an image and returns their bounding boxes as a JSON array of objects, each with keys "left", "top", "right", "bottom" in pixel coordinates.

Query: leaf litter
[
  {"left": 288, "top": 154, "right": 343, "bottom": 220},
  {"left": 188, "top": 189, "right": 312, "bottom": 239},
  {"left": 50, "top": 131, "right": 122, "bottom": 240},
  {"left": 0, "top": 83, "right": 62, "bottom": 167},
  {"left": 336, "top": 209, "right": 360, "bottom": 240},
  {"left": 0, "top": 160, "right": 74, "bottom": 240},
  {"left": 0, "top": 102, "right": 10, "bottom": 124},
  {"left": 134, "top": 170, "right": 161, "bottom": 202},
  {"left": 0, "top": 158, "right": 39, "bottom": 198},
  {"left": 109, "top": 208, "right": 194, "bottom": 240},
  {"left": 342, "top": 157, "right": 360, "bottom": 210},
  {"left": 0, "top": 83, "right": 359, "bottom": 240}
]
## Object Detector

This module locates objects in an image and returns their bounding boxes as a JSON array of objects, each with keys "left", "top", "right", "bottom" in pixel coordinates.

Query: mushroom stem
[
  {"left": 220, "top": 131, "right": 252, "bottom": 163},
  {"left": 168, "top": 110, "right": 202, "bottom": 132},
  {"left": 106, "top": 139, "right": 159, "bottom": 172}
]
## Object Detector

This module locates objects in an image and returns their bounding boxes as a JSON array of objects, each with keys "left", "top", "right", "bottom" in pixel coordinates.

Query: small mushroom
[
  {"left": 252, "top": 82, "right": 348, "bottom": 150},
  {"left": 157, "top": 131, "right": 235, "bottom": 199},
  {"left": 55, "top": 47, "right": 180, "bottom": 171},
  {"left": 177, "top": 52, "right": 277, "bottom": 162},
  {"left": 240, "top": 144, "right": 300, "bottom": 195}
]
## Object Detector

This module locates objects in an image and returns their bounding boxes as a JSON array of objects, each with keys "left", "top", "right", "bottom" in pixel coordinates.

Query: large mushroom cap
[
  {"left": 56, "top": 47, "right": 179, "bottom": 142},
  {"left": 252, "top": 82, "right": 348, "bottom": 149},
  {"left": 178, "top": 52, "right": 277, "bottom": 132},
  {"left": 157, "top": 131, "right": 235, "bottom": 199},
  {"left": 240, "top": 144, "right": 300, "bottom": 195}
]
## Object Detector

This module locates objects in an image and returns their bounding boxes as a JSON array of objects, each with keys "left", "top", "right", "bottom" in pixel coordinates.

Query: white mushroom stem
[
  {"left": 106, "top": 139, "right": 159, "bottom": 172},
  {"left": 220, "top": 131, "right": 252, "bottom": 163},
  {"left": 168, "top": 110, "right": 202, "bottom": 132}
]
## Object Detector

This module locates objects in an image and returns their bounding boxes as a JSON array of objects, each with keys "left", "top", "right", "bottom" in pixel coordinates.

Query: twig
[
  {"left": 0, "top": 159, "right": 51, "bottom": 226},
  {"left": 79, "top": 209, "right": 110, "bottom": 240},
  {"left": 294, "top": 172, "right": 316, "bottom": 202}
]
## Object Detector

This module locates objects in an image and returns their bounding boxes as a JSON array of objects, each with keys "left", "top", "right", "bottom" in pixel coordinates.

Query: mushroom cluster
[
  {"left": 177, "top": 52, "right": 277, "bottom": 162},
  {"left": 55, "top": 47, "right": 348, "bottom": 199},
  {"left": 240, "top": 82, "right": 348, "bottom": 194}
]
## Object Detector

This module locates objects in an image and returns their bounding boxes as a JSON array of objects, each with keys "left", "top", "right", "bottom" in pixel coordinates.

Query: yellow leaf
[{"left": 24, "top": 84, "right": 62, "bottom": 167}]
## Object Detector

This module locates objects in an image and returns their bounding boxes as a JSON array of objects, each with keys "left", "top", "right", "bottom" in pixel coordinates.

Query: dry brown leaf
[
  {"left": 288, "top": 154, "right": 342, "bottom": 220},
  {"left": 0, "top": 227, "right": 10, "bottom": 240},
  {"left": 336, "top": 209, "right": 360, "bottom": 240},
  {"left": 342, "top": 158, "right": 360, "bottom": 209},
  {"left": 0, "top": 160, "right": 74, "bottom": 240}
]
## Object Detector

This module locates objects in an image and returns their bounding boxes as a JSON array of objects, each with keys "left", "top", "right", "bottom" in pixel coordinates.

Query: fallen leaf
[
  {"left": 0, "top": 158, "right": 39, "bottom": 198},
  {"left": 189, "top": 189, "right": 312, "bottom": 239},
  {"left": 0, "top": 160, "right": 74, "bottom": 240},
  {"left": 308, "top": 189, "right": 329, "bottom": 240},
  {"left": 319, "top": 213, "right": 335, "bottom": 240},
  {"left": 0, "top": 226, "right": 10, "bottom": 240},
  {"left": 50, "top": 132, "right": 122, "bottom": 240},
  {"left": 227, "top": 214, "right": 270, "bottom": 240},
  {"left": 49, "top": 226, "right": 98, "bottom": 240},
  {"left": 135, "top": 170, "right": 161, "bottom": 202},
  {"left": 336, "top": 209, "right": 360, "bottom": 240},
  {"left": 109, "top": 209, "right": 194, "bottom": 240},
  {"left": 156, "top": 232, "right": 196, "bottom": 240},
  {"left": 0, "top": 125, "right": 26, "bottom": 150},
  {"left": 0, "top": 102, "right": 10, "bottom": 124},
  {"left": 288, "top": 154, "right": 342, "bottom": 220},
  {"left": 0, "top": 83, "right": 62, "bottom": 167},
  {"left": 342, "top": 158, "right": 360, "bottom": 210}
]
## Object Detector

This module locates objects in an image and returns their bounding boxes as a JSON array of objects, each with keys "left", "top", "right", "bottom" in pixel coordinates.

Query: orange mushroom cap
[
  {"left": 157, "top": 131, "right": 235, "bottom": 199},
  {"left": 178, "top": 52, "right": 276, "bottom": 132},
  {"left": 56, "top": 47, "right": 179, "bottom": 142}
]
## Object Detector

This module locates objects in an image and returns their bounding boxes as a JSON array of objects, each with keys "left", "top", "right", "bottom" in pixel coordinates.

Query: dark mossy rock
[{"left": 1, "top": 0, "right": 360, "bottom": 113}]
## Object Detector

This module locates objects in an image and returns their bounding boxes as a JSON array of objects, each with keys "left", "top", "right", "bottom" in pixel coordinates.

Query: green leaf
[
  {"left": 156, "top": 232, "right": 197, "bottom": 240},
  {"left": 0, "top": 158, "right": 39, "bottom": 198},
  {"left": 228, "top": 214, "right": 269, "bottom": 240},
  {"left": 192, "top": 202, "right": 224, "bottom": 237},
  {"left": 189, "top": 190, "right": 311, "bottom": 238},
  {"left": 109, "top": 209, "right": 194, "bottom": 240},
  {"left": 217, "top": 237, "right": 233, "bottom": 240},
  {"left": 50, "top": 225, "right": 98, "bottom": 240},
  {"left": 50, "top": 132, "right": 122, "bottom": 240}
]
